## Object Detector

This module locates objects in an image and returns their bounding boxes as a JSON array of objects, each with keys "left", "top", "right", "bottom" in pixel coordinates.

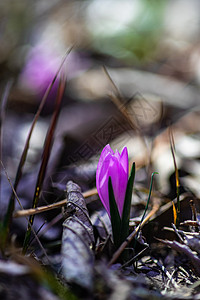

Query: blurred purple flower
[
  {"left": 96, "top": 144, "right": 129, "bottom": 218},
  {"left": 20, "top": 46, "right": 60, "bottom": 97},
  {"left": 19, "top": 46, "right": 90, "bottom": 99}
]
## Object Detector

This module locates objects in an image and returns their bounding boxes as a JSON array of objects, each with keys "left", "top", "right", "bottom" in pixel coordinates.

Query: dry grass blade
[
  {"left": 0, "top": 81, "right": 13, "bottom": 249},
  {"left": 0, "top": 81, "right": 12, "bottom": 201},
  {"left": 158, "top": 238, "right": 200, "bottom": 277},
  {"left": 103, "top": 66, "right": 149, "bottom": 166},
  {"left": 13, "top": 188, "right": 97, "bottom": 218},
  {"left": 103, "top": 66, "right": 140, "bottom": 132},
  {"left": 23, "top": 75, "right": 66, "bottom": 253},
  {"left": 0, "top": 80, "right": 12, "bottom": 144},
  {"left": 0, "top": 161, "right": 49, "bottom": 261},
  {"left": 6, "top": 48, "right": 72, "bottom": 240},
  {"left": 172, "top": 201, "right": 177, "bottom": 225},
  {"left": 152, "top": 258, "right": 179, "bottom": 289},
  {"left": 169, "top": 128, "right": 180, "bottom": 226},
  {"left": 189, "top": 199, "right": 197, "bottom": 222}
]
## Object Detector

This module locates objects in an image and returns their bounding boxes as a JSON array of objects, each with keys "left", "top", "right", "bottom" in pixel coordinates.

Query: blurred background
[
  {"left": 2, "top": 0, "right": 200, "bottom": 100},
  {"left": 1, "top": 0, "right": 200, "bottom": 242}
]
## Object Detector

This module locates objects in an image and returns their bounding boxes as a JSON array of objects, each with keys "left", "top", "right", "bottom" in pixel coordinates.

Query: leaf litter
[
  {"left": 61, "top": 181, "right": 94, "bottom": 290},
  {"left": 1, "top": 53, "right": 200, "bottom": 300}
]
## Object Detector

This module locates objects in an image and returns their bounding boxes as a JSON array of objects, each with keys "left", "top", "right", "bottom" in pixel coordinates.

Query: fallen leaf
[{"left": 61, "top": 181, "right": 94, "bottom": 290}]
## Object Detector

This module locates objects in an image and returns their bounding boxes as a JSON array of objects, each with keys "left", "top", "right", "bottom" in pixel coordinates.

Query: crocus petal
[
  {"left": 96, "top": 144, "right": 113, "bottom": 196},
  {"left": 96, "top": 152, "right": 113, "bottom": 216},
  {"left": 107, "top": 155, "right": 121, "bottom": 212},
  {"left": 117, "top": 147, "right": 129, "bottom": 216},
  {"left": 98, "top": 176, "right": 110, "bottom": 216},
  {"left": 99, "top": 155, "right": 122, "bottom": 217},
  {"left": 115, "top": 165, "right": 128, "bottom": 216},
  {"left": 99, "top": 144, "right": 114, "bottom": 163},
  {"left": 96, "top": 144, "right": 129, "bottom": 218},
  {"left": 119, "top": 147, "right": 129, "bottom": 174},
  {"left": 114, "top": 150, "right": 120, "bottom": 160}
]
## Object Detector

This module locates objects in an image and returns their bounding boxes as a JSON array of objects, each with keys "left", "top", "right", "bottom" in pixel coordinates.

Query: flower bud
[{"left": 96, "top": 144, "right": 128, "bottom": 217}]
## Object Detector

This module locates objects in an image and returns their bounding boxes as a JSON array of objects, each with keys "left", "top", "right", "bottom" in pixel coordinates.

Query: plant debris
[{"left": 1, "top": 2, "right": 200, "bottom": 299}]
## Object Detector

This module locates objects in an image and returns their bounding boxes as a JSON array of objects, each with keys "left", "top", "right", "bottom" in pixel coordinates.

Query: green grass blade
[
  {"left": 141, "top": 172, "right": 158, "bottom": 224},
  {"left": 135, "top": 171, "right": 158, "bottom": 243},
  {"left": 108, "top": 177, "right": 121, "bottom": 248},
  {"left": 23, "top": 78, "right": 66, "bottom": 253},
  {"left": 120, "top": 162, "right": 135, "bottom": 245}
]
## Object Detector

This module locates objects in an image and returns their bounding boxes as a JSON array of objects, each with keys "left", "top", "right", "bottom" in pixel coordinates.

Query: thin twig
[
  {"left": 13, "top": 188, "right": 97, "bottom": 218},
  {"left": 153, "top": 258, "right": 179, "bottom": 289},
  {"left": 121, "top": 246, "right": 148, "bottom": 268}
]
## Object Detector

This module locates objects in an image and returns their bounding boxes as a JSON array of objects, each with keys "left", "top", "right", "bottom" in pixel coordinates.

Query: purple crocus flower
[
  {"left": 96, "top": 144, "right": 129, "bottom": 218},
  {"left": 19, "top": 46, "right": 60, "bottom": 98},
  {"left": 19, "top": 46, "right": 90, "bottom": 100}
]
